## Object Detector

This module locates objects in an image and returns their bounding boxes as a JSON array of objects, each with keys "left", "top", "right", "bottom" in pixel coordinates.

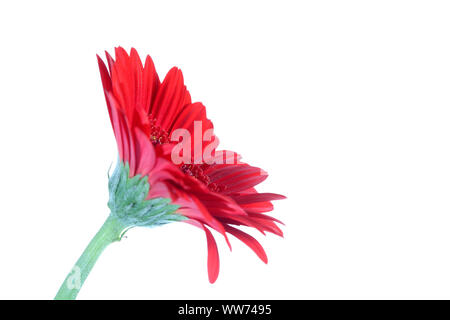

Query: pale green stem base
[{"left": 54, "top": 214, "right": 124, "bottom": 300}]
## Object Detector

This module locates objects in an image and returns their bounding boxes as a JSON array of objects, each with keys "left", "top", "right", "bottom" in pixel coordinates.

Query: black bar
[{"left": 1, "top": 300, "right": 448, "bottom": 318}]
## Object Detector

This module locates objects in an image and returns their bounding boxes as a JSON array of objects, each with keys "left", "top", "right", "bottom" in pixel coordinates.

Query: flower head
[{"left": 97, "top": 47, "right": 285, "bottom": 283}]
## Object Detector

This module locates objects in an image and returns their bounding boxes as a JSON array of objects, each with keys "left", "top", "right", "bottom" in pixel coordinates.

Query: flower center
[
  {"left": 149, "top": 118, "right": 169, "bottom": 145},
  {"left": 181, "top": 164, "right": 225, "bottom": 192}
]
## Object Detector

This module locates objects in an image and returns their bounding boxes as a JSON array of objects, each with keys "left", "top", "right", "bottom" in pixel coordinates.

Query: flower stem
[{"left": 54, "top": 214, "right": 124, "bottom": 300}]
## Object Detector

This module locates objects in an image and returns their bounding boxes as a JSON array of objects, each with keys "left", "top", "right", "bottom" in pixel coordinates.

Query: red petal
[
  {"left": 247, "top": 212, "right": 285, "bottom": 226},
  {"left": 169, "top": 102, "right": 212, "bottom": 133},
  {"left": 222, "top": 174, "right": 268, "bottom": 194},
  {"left": 133, "top": 127, "right": 156, "bottom": 176},
  {"left": 104, "top": 91, "right": 129, "bottom": 163},
  {"left": 232, "top": 193, "right": 286, "bottom": 205},
  {"left": 225, "top": 225, "right": 268, "bottom": 263},
  {"left": 176, "top": 194, "right": 232, "bottom": 250},
  {"left": 241, "top": 201, "right": 275, "bottom": 213},
  {"left": 208, "top": 164, "right": 261, "bottom": 184},
  {"left": 152, "top": 67, "right": 190, "bottom": 130},
  {"left": 185, "top": 220, "right": 220, "bottom": 283},
  {"left": 204, "top": 225, "right": 220, "bottom": 283},
  {"left": 143, "top": 55, "right": 160, "bottom": 115}
]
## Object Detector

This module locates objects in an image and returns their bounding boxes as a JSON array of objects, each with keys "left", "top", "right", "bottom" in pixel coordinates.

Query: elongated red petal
[
  {"left": 133, "top": 127, "right": 156, "bottom": 176},
  {"left": 208, "top": 165, "right": 261, "bottom": 185},
  {"left": 152, "top": 67, "right": 190, "bottom": 130},
  {"left": 241, "top": 201, "right": 275, "bottom": 213},
  {"left": 232, "top": 193, "right": 286, "bottom": 205},
  {"left": 185, "top": 220, "right": 220, "bottom": 283},
  {"left": 225, "top": 225, "right": 268, "bottom": 263},
  {"left": 104, "top": 91, "right": 129, "bottom": 163},
  {"left": 222, "top": 174, "right": 268, "bottom": 194},
  {"left": 169, "top": 102, "right": 212, "bottom": 133},
  {"left": 143, "top": 55, "right": 160, "bottom": 115},
  {"left": 246, "top": 212, "right": 285, "bottom": 225},
  {"left": 204, "top": 225, "right": 220, "bottom": 283}
]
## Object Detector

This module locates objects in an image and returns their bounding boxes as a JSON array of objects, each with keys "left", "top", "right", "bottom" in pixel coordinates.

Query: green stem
[{"left": 54, "top": 214, "right": 124, "bottom": 300}]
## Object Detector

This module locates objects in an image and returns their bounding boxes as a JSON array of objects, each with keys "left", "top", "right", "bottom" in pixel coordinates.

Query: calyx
[{"left": 107, "top": 161, "right": 185, "bottom": 239}]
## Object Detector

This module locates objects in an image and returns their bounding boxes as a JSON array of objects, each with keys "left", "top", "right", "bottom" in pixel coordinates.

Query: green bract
[{"left": 108, "top": 161, "right": 185, "bottom": 238}]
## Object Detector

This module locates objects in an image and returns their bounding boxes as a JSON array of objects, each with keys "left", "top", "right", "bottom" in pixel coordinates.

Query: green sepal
[{"left": 108, "top": 161, "right": 186, "bottom": 238}]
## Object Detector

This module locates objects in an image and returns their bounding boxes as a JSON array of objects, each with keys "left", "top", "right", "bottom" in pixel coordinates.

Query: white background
[{"left": 0, "top": 1, "right": 449, "bottom": 299}]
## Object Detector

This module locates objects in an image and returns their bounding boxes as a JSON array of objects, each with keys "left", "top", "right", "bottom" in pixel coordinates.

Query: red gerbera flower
[
  {"left": 55, "top": 47, "right": 285, "bottom": 300},
  {"left": 97, "top": 47, "right": 285, "bottom": 283}
]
